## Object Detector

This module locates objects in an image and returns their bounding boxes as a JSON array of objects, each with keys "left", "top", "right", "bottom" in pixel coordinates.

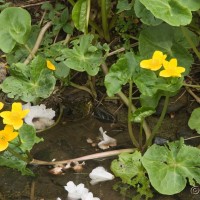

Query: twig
[
  {"left": 107, "top": 43, "right": 138, "bottom": 57},
  {"left": 24, "top": 21, "right": 52, "bottom": 65},
  {"left": 21, "top": 1, "right": 50, "bottom": 8},
  {"left": 30, "top": 148, "right": 135, "bottom": 165},
  {"left": 185, "top": 87, "right": 200, "bottom": 104}
]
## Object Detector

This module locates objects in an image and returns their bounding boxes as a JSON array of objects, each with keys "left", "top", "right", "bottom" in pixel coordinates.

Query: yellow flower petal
[
  {"left": 0, "top": 102, "right": 4, "bottom": 110},
  {"left": 0, "top": 139, "right": 8, "bottom": 151},
  {"left": 47, "top": 60, "right": 56, "bottom": 71},
  {"left": 0, "top": 125, "right": 18, "bottom": 152},
  {"left": 159, "top": 58, "right": 185, "bottom": 77},
  {"left": 140, "top": 50, "right": 167, "bottom": 71},
  {"left": 12, "top": 102, "right": 23, "bottom": 112},
  {"left": 0, "top": 102, "right": 29, "bottom": 130},
  {"left": 4, "top": 125, "right": 18, "bottom": 141}
]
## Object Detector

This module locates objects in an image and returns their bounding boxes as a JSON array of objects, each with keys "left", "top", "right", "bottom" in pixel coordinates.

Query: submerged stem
[{"left": 30, "top": 148, "right": 136, "bottom": 165}]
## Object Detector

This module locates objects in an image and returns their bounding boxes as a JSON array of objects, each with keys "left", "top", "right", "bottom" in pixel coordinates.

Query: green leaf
[
  {"left": 0, "top": 7, "right": 31, "bottom": 53},
  {"left": 142, "top": 140, "right": 200, "bottom": 195},
  {"left": 61, "top": 34, "right": 103, "bottom": 76},
  {"left": 140, "top": 0, "right": 193, "bottom": 26},
  {"left": 55, "top": 62, "right": 70, "bottom": 80},
  {"left": 19, "top": 124, "right": 43, "bottom": 152},
  {"left": 105, "top": 52, "right": 140, "bottom": 97},
  {"left": 72, "top": 0, "right": 87, "bottom": 32},
  {"left": 116, "top": 0, "right": 134, "bottom": 13},
  {"left": 188, "top": 107, "right": 200, "bottom": 134},
  {"left": 134, "top": 0, "right": 163, "bottom": 26},
  {"left": 111, "top": 151, "right": 153, "bottom": 199},
  {"left": 139, "top": 23, "right": 193, "bottom": 75},
  {"left": 130, "top": 107, "right": 155, "bottom": 123},
  {"left": 0, "top": 56, "right": 56, "bottom": 102},
  {"left": 0, "top": 151, "right": 34, "bottom": 176}
]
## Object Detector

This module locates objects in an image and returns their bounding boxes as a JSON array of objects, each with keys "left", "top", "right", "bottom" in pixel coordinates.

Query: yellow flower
[
  {"left": 140, "top": 51, "right": 167, "bottom": 71},
  {"left": 0, "top": 125, "right": 18, "bottom": 151},
  {"left": 46, "top": 60, "right": 56, "bottom": 71},
  {"left": 159, "top": 58, "right": 185, "bottom": 78},
  {"left": 0, "top": 102, "right": 29, "bottom": 130},
  {"left": 0, "top": 102, "right": 4, "bottom": 110}
]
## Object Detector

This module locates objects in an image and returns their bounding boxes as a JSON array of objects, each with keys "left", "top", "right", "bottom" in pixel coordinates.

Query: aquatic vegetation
[{"left": 0, "top": 1, "right": 199, "bottom": 199}]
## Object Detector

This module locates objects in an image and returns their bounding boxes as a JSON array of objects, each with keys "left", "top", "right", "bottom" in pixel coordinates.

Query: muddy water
[{"left": 0, "top": 108, "right": 200, "bottom": 200}]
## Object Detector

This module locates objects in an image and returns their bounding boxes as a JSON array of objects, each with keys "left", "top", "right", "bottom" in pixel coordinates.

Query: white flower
[
  {"left": 89, "top": 166, "right": 114, "bottom": 185},
  {"left": 98, "top": 127, "right": 117, "bottom": 150},
  {"left": 81, "top": 192, "right": 100, "bottom": 200},
  {"left": 23, "top": 103, "right": 55, "bottom": 130},
  {"left": 64, "top": 181, "right": 89, "bottom": 200},
  {"left": 56, "top": 198, "right": 62, "bottom": 200}
]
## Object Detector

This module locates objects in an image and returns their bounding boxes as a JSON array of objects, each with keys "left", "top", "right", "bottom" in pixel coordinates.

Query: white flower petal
[
  {"left": 64, "top": 181, "right": 89, "bottom": 200},
  {"left": 98, "top": 127, "right": 117, "bottom": 149},
  {"left": 89, "top": 167, "right": 114, "bottom": 185},
  {"left": 23, "top": 103, "right": 55, "bottom": 130},
  {"left": 81, "top": 192, "right": 100, "bottom": 200}
]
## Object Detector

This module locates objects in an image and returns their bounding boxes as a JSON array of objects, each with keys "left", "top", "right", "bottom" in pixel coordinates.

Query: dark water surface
[{"left": 0, "top": 113, "right": 200, "bottom": 200}]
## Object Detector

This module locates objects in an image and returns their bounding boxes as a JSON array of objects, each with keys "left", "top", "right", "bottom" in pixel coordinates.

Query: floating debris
[
  {"left": 23, "top": 103, "right": 55, "bottom": 130},
  {"left": 89, "top": 166, "right": 114, "bottom": 185},
  {"left": 98, "top": 127, "right": 117, "bottom": 150}
]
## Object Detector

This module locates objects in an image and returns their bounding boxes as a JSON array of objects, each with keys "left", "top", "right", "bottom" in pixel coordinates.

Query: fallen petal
[{"left": 89, "top": 166, "right": 114, "bottom": 185}]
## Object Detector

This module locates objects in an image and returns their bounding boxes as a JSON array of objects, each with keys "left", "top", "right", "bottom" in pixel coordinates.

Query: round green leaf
[
  {"left": 140, "top": 0, "right": 192, "bottom": 26},
  {"left": 134, "top": 0, "right": 163, "bottom": 26},
  {"left": 188, "top": 107, "right": 200, "bottom": 134},
  {"left": 142, "top": 141, "right": 200, "bottom": 195},
  {"left": 0, "top": 7, "right": 31, "bottom": 53},
  {"left": 139, "top": 23, "right": 193, "bottom": 75}
]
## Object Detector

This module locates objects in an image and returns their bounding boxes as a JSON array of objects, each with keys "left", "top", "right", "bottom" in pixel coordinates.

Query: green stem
[
  {"left": 87, "top": 75, "right": 97, "bottom": 98},
  {"left": 85, "top": 0, "right": 91, "bottom": 34},
  {"left": 101, "top": 0, "right": 110, "bottom": 41},
  {"left": 144, "top": 95, "right": 170, "bottom": 148},
  {"left": 117, "top": 91, "right": 151, "bottom": 140},
  {"left": 128, "top": 80, "right": 139, "bottom": 148},
  {"left": 24, "top": 44, "right": 35, "bottom": 58},
  {"left": 139, "top": 119, "right": 143, "bottom": 149},
  {"left": 70, "top": 81, "right": 93, "bottom": 96},
  {"left": 7, "top": 147, "right": 28, "bottom": 163},
  {"left": 183, "top": 82, "right": 200, "bottom": 88},
  {"left": 181, "top": 26, "right": 200, "bottom": 59},
  {"left": 67, "top": 0, "right": 75, "bottom": 6}
]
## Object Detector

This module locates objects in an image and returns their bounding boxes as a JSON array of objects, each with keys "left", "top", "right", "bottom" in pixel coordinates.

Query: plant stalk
[
  {"left": 128, "top": 80, "right": 139, "bottom": 148},
  {"left": 101, "top": 0, "right": 110, "bottom": 41},
  {"left": 181, "top": 26, "right": 200, "bottom": 60},
  {"left": 144, "top": 95, "right": 170, "bottom": 148}
]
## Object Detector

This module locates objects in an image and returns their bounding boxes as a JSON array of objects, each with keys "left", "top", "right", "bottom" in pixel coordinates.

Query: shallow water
[{"left": 0, "top": 110, "right": 200, "bottom": 200}]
